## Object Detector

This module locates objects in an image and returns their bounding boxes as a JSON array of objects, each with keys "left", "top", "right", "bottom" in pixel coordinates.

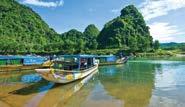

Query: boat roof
[
  {"left": 59, "top": 54, "right": 96, "bottom": 58},
  {"left": 95, "top": 55, "right": 115, "bottom": 58},
  {"left": 0, "top": 55, "right": 22, "bottom": 60},
  {"left": 0, "top": 55, "right": 45, "bottom": 60}
]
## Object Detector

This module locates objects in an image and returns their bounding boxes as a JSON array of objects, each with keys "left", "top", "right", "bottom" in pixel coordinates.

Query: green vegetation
[
  {"left": 136, "top": 49, "right": 176, "bottom": 57},
  {"left": 0, "top": 0, "right": 62, "bottom": 54},
  {"left": 154, "top": 40, "right": 160, "bottom": 50},
  {"left": 0, "top": 1, "right": 157, "bottom": 55},
  {"left": 97, "top": 5, "right": 153, "bottom": 52},
  {"left": 60, "top": 29, "right": 86, "bottom": 53},
  {"left": 137, "top": 42, "right": 185, "bottom": 57},
  {"left": 160, "top": 43, "right": 185, "bottom": 51},
  {"left": 83, "top": 24, "right": 99, "bottom": 50}
]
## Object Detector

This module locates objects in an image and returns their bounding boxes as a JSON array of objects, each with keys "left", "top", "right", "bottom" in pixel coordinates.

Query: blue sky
[{"left": 18, "top": 0, "right": 185, "bottom": 43}]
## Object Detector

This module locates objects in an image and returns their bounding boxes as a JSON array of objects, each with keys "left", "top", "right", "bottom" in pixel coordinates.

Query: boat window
[
  {"left": 53, "top": 57, "right": 79, "bottom": 70},
  {"left": 53, "top": 56, "right": 95, "bottom": 71},
  {"left": 80, "top": 58, "right": 94, "bottom": 70},
  {"left": 63, "top": 63, "right": 79, "bottom": 70}
]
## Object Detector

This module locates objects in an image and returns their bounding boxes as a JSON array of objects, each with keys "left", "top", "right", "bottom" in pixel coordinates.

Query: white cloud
[
  {"left": 110, "top": 9, "right": 120, "bottom": 14},
  {"left": 22, "top": 0, "right": 64, "bottom": 7},
  {"left": 149, "top": 22, "right": 184, "bottom": 42},
  {"left": 140, "top": 0, "right": 185, "bottom": 21}
]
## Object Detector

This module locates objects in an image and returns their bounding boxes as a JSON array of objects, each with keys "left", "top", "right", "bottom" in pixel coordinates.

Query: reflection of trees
[{"left": 99, "top": 62, "right": 162, "bottom": 107}]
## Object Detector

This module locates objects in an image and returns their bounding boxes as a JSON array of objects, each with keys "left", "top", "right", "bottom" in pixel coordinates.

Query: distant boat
[
  {"left": 35, "top": 55, "right": 99, "bottom": 84},
  {"left": 0, "top": 55, "right": 47, "bottom": 72},
  {"left": 95, "top": 55, "right": 128, "bottom": 66}
]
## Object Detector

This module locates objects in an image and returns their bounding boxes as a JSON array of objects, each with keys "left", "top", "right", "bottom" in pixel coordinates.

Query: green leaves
[
  {"left": 97, "top": 5, "right": 153, "bottom": 52},
  {"left": 0, "top": 0, "right": 63, "bottom": 54},
  {"left": 154, "top": 40, "right": 160, "bottom": 50},
  {"left": 0, "top": 1, "right": 155, "bottom": 54},
  {"left": 83, "top": 24, "right": 99, "bottom": 50},
  {"left": 61, "top": 29, "right": 86, "bottom": 53}
]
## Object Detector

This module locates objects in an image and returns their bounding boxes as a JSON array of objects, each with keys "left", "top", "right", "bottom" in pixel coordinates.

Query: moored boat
[
  {"left": 0, "top": 55, "right": 47, "bottom": 72},
  {"left": 96, "top": 55, "right": 128, "bottom": 66},
  {"left": 35, "top": 55, "right": 99, "bottom": 83}
]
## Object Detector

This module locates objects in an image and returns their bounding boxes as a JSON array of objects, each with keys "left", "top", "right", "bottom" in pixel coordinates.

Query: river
[{"left": 0, "top": 57, "right": 185, "bottom": 107}]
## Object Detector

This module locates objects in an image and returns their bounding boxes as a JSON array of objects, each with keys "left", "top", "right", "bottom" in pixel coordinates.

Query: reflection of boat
[
  {"left": 35, "top": 55, "right": 99, "bottom": 83},
  {"left": 96, "top": 55, "right": 128, "bottom": 66},
  {"left": 33, "top": 70, "right": 98, "bottom": 107},
  {"left": 0, "top": 71, "right": 97, "bottom": 107}
]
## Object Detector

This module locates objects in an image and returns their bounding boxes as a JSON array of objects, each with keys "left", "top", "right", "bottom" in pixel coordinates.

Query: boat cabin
[
  {"left": 53, "top": 55, "right": 97, "bottom": 71},
  {"left": 96, "top": 55, "right": 117, "bottom": 63},
  {"left": 0, "top": 55, "right": 46, "bottom": 66},
  {"left": 0, "top": 56, "right": 23, "bottom": 66}
]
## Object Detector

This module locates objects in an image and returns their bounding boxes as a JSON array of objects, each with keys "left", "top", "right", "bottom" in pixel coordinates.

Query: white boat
[{"left": 35, "top": 55, "right": 99, "bottom": 83}]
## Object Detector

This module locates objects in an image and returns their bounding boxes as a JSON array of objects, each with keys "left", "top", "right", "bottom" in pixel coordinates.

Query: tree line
[{"left": 0, "top": 0, "right": 160, "bottom": 55}]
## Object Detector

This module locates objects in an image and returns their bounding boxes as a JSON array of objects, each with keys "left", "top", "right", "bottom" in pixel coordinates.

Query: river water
[{"left": 0, "top": 57, "right": 185, "bottom": 107}]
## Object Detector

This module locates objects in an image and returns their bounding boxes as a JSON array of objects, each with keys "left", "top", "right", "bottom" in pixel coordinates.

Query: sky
[{"left": 18, "top": 0, "right": 185, "bottom": 43}]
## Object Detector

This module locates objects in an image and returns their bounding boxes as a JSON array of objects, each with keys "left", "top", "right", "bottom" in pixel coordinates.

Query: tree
[
  {"left": 97, "top": 5, "right": 153, "bottom": 51},
  {"left": 0, "top": 0, "right": 63, "bottom": 54},
  {"left": 128, "top": 36, "right": 138, "bottom": 52},
  {"left": 83, "top": 24, "right": 99, "bottom": 49},
  {"left": 154, "top": 40, "right": 160, "bottom": 50},
  {"left": 61, "top": 29, "right": 86, "bottom": 53}
]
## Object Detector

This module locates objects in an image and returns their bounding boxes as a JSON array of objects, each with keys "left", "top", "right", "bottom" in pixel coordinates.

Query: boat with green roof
[{"left": 35, "top": 55, "right": 99, "bottom": 83}]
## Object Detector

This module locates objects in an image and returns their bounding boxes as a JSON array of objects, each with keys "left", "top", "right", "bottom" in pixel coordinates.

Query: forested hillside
[
  {"left": 97, "top": 5, "right": 153, "bottom": 52},
  {"left": 0, "top": 0, "right": 155, "bottom": 55},
  {"left": 0, "top": 0, "right": 62, "bottom": 54},
  {"left": 160, "top": 42, "right": 185, "bottom": 51}
]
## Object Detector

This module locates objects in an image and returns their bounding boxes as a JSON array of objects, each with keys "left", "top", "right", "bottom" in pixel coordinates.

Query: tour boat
[
  {"left": 35, "top": 55, "right": 99, "bottom": 83},
  {"left": 0, "top": 55, "right": 47, "bottom": 72},
  {"left": 96, "top": 55, "right": 129, "bottom": 66}
]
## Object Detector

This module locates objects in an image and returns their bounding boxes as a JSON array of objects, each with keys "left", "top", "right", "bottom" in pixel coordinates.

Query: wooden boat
[
  {"left": 96, "top": 55, "right": 129, "bottom": 66},
  {"left": 0, "top": 55, "right": 47, "bottom": 72},
  {"left": 35, "top": 55, "right": 99, "bottom": 84},
  {"left": 0, "top": 65, "right": 44, "bottom": 72}
]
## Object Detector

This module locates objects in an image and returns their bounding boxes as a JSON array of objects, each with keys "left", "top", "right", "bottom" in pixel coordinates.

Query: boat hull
[
  {"left": 35, "top": 65, "right": 98, "bottom": 83},
  {"left": 99, "top": 57, "right": 128, "bottom": 66},
  {"left": 0, "top": 65, "right": 44, "bottom": 72}
]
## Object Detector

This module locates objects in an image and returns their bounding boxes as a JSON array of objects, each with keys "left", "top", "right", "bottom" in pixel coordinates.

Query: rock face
[{"left": 97, "top": 5, "right": 153, "bottom": 52}]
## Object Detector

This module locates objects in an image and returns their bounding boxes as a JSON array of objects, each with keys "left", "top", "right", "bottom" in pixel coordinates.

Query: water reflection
[
  {"left": 0, "top": 70, "right": 98, "bottom": 107},
  {"left": 21, "top": 74, "right": 42, "bottom": 83},
  {"left": 98, "top": 63, "right": 156, "bottom": 107},
  {"left": 38, "top": 70, "right": 98, "bottom": 107},
  {"left": 0, "top": 57, "right": 185, "bottom": 107},
  {"left": 150, "top": 60, "right": 185, "bottom": 107},
  {"left": 9, "top": 80, "right": 53, "bottom": 95}
]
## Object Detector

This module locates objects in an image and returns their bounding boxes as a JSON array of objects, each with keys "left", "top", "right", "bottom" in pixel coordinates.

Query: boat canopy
[
  {"left": 59, "top": 55, "right": 96, "bottom": 58},
  {"left": 0, "top": 55, "right": 22, "bottom": 60},
  {"left": 95, "top": 55, "right": 117, "bottom": 62},
  {"left": 0, "top": 55, "right": 46, "bottom": 66},
  {"left": 53, "top": 55, "right": 97, "bottom": 71},
  {"left": 95, "top": 55, "right": 115, "bottom": 58}
]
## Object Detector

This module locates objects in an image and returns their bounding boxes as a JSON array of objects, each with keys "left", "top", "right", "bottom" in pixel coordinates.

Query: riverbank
[
  {"left": 135, "top": 49, "right": 185, "bottom": 57},
  {"left": 0, "top": 48, "right": 184, "bottom": 58}
]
